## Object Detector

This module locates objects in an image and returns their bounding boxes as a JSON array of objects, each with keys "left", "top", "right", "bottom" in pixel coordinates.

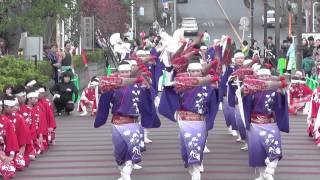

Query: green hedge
[
  {"left": 85, "top": 49, "right": 104, "bottom": 63},
  {"left": 72, "top": 49, "right": 105, "bottom": 71},
  {"left": 0, "top": 49, "right": 106, "bottom": 91},
  {"left": 0, "top": 56, "right": 50, "bottom": 91}
]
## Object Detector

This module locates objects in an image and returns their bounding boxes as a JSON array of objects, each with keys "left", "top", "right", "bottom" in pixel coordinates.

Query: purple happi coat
[
  {"left": 159, "top": 85, "right": 219, "bottom": 131},
  {"left": 243, "top": 90, "right": 289, "bottom": 167},
  {"left": 149, "top": 47, "right": 165, "bottom": 93},
  {"left": 159, "top": 85, "right": 219, "bottom": 167},
  {"left": 94, "top": 84, "right": 160, "bottom": 165}
]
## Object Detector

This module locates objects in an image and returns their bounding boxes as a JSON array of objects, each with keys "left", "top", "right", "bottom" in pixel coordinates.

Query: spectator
[
  {"left": 161, "top": 10, "right": 169, "bottom": 27},
  {"left": 265, "top": 36, "right": 276, "bottom": 68},
  {"left": 249, "top": 40, "right": 261, "bottom": 58},
  {"left": 302, "top": 38, "right": 309, "bottom": 59},
  {"left": 308, "top": 36, "right": 315, "bottom": 53},
  {"left": 44, "top": 44, "right": 61, "bottom": 84},
  {"left": 2, "top": 85, "right": 14, "bottom": 96},
  {"left": 315, "top": 46, "right": 320, "bottom": 63},
  {"left": 313, "top": 39, "right": 320, "bottom": 60},
  {"left": 265, "top": 36, "right": 276, "bottom": 54},
  {"left": 50, "top": 71, "right": 78, "bottom": 116},
  {"left": 60, "top": 41, "right": 73, "bottom": 73},
  {"left": 302, "top": 50, "right": 315, "bottom": 77},
  {"left": 241, "top": 40, "right": 249, "bottom": 57},
  {"left": 279, "top": 40, "right": 289, "bottom": 58},
  {"left": 315, "top": 50, "right": 320, "bottom": 77},
  {"left": 277, "top": 40, "right": 289, "bottom": 75},
  {"left": 286, "top": 36, "right": 296, "bottom": 74},
  {"left": 203, "top": 30, "right": 211, "bottom": 47}
]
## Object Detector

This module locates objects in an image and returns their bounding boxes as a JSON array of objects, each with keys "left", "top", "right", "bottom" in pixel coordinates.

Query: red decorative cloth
[
  {"left": 99, "top": 75, "right": 123, "bottom": 93},
  {"left": 172, "top": 56, "right": 189, "bottom": 73},
  {"left": 289, "top": 83, "right": 313, "bottom": 112},
  {"left": 243, "top": 78, "right": 269, "bottom": 95},
  {"left": 230, "top": 68, "right": 254, "bottom": 80},
  {"left": 0, "top": 160, "right": 16, "bottom": 179},
  {"left": 175, "top": 76, "right": 200, "bottom": 92}
]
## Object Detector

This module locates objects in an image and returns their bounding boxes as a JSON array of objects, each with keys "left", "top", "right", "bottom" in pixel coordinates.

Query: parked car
[
  {"left": 261, "top": 10, "right": 283, "bottom": 27},
  {"left": 177, "top": 0, "right": 188, "bottom": 3},
  {"left": 181, "top": 17, "right": 198, "bottom": 35}
]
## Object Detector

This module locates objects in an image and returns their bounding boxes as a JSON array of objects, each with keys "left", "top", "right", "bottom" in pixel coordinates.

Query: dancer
[
  {"left": 78, "top": 76, "right": 99, "bottom": 116},
  {"left": 159, "top": 59, "right": 219, "bottom": 180},
  {"left": 94, "top": 61, "right": 160, "bottom": 180},
  {"left": 243, "top": 69, "right": 289, "bottom": 180}
]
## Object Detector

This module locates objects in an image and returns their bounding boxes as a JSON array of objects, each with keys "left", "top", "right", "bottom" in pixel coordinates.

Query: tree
[
  {"left": 0, "top": 0, "right": 78, "bottom": 52},
  {"left": 81, "top": 0, "right": 129, "bottom": 36}
]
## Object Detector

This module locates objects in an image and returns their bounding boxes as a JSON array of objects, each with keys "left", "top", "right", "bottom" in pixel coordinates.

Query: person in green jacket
[{"left": 302, "top": 50, "right": 315, "bottom": 77}]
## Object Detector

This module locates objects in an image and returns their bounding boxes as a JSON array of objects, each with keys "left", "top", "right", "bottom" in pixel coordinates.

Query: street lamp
[{"left": 313, "top": 2, "right": 319, "bottom": 33}]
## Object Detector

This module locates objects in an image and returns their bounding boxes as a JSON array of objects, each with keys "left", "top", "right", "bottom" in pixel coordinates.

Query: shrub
[
  {"left": 84, "top": 49, "right": 105, "bottom": 63},
  {"left": 72, "top": 55, "right": 85, "bottom": 71},
  {"left": 0, "top": 56, "right": 50, "bottom": 91}
]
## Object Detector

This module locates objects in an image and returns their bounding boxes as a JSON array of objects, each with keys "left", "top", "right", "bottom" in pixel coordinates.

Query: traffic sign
[
  {"left": 239, "top": 25, "right": 248, "bottom": 31},
  {"left": 240, "top": 16, "right": 250, "bottom": 26}
]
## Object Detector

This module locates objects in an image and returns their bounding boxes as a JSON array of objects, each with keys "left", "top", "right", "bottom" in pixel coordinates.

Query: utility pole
[
  {"left": 173, "top": 0, "right": 177, "bottom": 32},
  {"left": 313, "top": 2, "right": 320, "bottom": 32},
  {"left": 305, "top": 0, "right": 312, "bottom": 32},
  {"left": 250, "top": 0, "right": 254, "bottom": 46},
  {"left": 274, "top": 0, "right": 280, "bottom": 60},
  {"left": 296, "top": 0, "right": 303, "bottom": 71},
  {"left": 263, "top": 0, "right": 267, "bottom": 47},
  {"left": 131, "top": 0, "right": 136, "bottom": 39}
]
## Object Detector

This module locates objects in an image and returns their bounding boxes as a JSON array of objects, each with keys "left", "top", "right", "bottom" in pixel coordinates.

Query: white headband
[
  {"left": 257, "top": 69, "right": 271, "bottom": 76},
  {"left": 213, "top": 39, "right": 220, "bottom": 45},
  {"left": 3, "top": 100, "right": 17, "bottom": 107},
  {"left": 90, "top": 81, "right": 99, "bottom": 86},
  {"left": 38, "top": 88, "right": 45, "bottom": 93},
  {"left": 188, "top": 63, "right": 202, "bottom": 71},
  {"left": 125, "top": 60, "right": 138, "bottom": 66},
  {"left": 291, "top": 79, "right": 300, "bottom": 83},
  {"left": 27, "top": 91, "right": 39, "bottom": 98},
  {"left": 243, "top": 59, "right": 253, "bottom": 66},
  {"left": 136, "top": 50, "right": 146, "bottom": 56},
  {"left": 299, "top": 80, "right": 306, "bottom": 84},
  {"left": 200, "top": 46, "right": 207, "bottom": 50},
  {"left": 295, "top": 71, "right": 303, "bottom": 77},
  {"left": 26, "top": 80, "right": 37, "bottom": 87},
  {"left": 234, "top": 52, "right": 245, "bottom": 59},
  {"left": 15, "top": 92, "right": 26, "bottom": 97},
  {"left": 252, "top": 63, "right": 261, "bottom": 72},
  {"left": 118, "top": 64, "right": 131, "bottom": 71}
]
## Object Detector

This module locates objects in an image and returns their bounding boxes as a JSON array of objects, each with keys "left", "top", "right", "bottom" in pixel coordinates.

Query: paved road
[
  {"left": 177, "top": 0, "right": 288, "bottom": 47},
  {"left": 13, "top": 111, "right": 320, "bottom": 180}
]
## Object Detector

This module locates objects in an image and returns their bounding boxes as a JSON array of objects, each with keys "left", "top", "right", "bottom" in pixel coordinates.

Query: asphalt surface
[
  {"left": 13, "top": 111, "right": 320, "bottom": 180},
  {"left": 177, "top": 0, "right": 288, "bottom": 48}
]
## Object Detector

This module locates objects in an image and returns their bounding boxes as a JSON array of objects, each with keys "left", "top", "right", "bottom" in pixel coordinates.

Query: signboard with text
[{"left": 81, "top": 17, "right": 94, "bottom": 50}]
